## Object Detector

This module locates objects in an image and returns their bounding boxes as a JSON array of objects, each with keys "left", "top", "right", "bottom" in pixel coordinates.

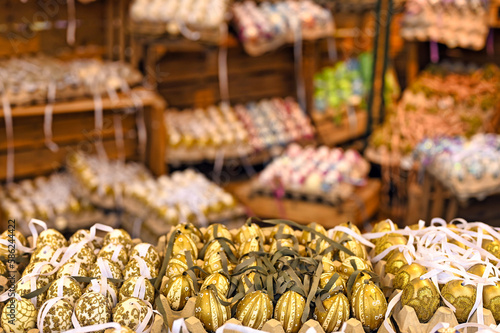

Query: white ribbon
[
  {"left": 43, "top": 81, "right": 59, "bottom": 152},
  {"left": 215, "top": 322, "right": 265, "bottom": 333},
  {"left": 132, "top": 276, "right": 147, "bottom": 300},
  {"left": 37, "top": 297, "right": 66, "bottom": 331},
  {"left": 171, "top": 318, "right": 189, "bottom": 333},
  {"left": 1, "top": 81, "right": 14, "bottom": 185}
]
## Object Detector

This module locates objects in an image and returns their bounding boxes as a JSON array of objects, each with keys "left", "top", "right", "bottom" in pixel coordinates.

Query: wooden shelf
[
  {"left": 224, "top": 178, "right": 381, "bottom": 229},
  {"left": 312, "top": 109, "right": 368, "bottom": 146}
]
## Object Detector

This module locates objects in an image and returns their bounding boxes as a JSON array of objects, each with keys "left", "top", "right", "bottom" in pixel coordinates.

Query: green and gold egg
[
  {"left": 401, "top": 278, "right": 440, "bottom": 323},
  {"left": 274, "top": 290, "right": 306, "bottom": 333},
  {"left": 75, "top": 292, "right": 112, "bottom": 330},
  {"left": 200, "top": 273, "right": 230, "bottom": 298},
  {"left": 1, "top": 298, "right": 37, "bottom": 333},
  {"left": 269, "top": 224, "right": 295, "bottom": 243},
  {"left": 393, "top": 263, "right": 428, "bottom": 290},
  {"left": 351, "top": 281, "right": 387, "bottom": 331},
  {"left": 299, "top": 222, "right": 327, "bottom": 245},
  {"left": 46, "top": 277, "right": 82, "bottom": 306},
  {"left": 161, "top": 274, "right": 194, "bottom": 311},
  {"left": 441, "top": 279, "right": 476, "bottom": 323},
  {"left": 38, "top": 298, "right": 73, "bottom": 333},
  {"left": 320, "top": 272, "right": 347, "bottom": 295},
  {"left": 98, "top": 244, "right": 129, "bottom": 270},
  {"left": 204, "top": 224, "right": 233, "bottom": 243},
  {"left": 235, "top": 223, "right": 265, "bottom": 246},
  {"left": 112, "top": 298, "right": 152, "bottom": 331},
  {"left": 314, "top": 292, "right": 350, "bottom": 332},
  {"left": 195, "top": 288, "right": 230, "bottom": 332},
  {"left": 236, "top": 291, "right": 273, "bottom": 330},
  {"left": 129, "top": 243, "right": 161, "bottom": 270},
  {"left": 119, "top": 276, "right": 155, "bottom": 304},
  {"left": 166, "top": 254, "right": 189, "bottom": 278},
  {"left": 338, "top": 256, "right": 372, "bottom": 281}
]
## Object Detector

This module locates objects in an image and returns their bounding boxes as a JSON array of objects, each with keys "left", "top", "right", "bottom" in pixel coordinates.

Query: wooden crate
[
  {"left": 224, "top": 178, "right": 381, "bottom": 229},
  {"left": 312, "top": 108, "right": 368, "bottom": 146},
  {"left": 0, "top": 88, "right": 167, "bottom": 181}
]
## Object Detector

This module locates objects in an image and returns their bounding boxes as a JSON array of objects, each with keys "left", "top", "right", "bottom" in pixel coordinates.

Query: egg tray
[{"left": 372, "top": 257, "right": 497, "bottom": 333}]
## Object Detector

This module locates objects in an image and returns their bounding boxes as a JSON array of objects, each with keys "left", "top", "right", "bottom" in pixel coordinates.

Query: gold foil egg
[
  {"left": 320, "top": 272, "right": 347, "bottom": 295},
  {"left": 275, "top": 290, "right": 306, "bottom": 333},
  {"left": 204, "top": 224, "right": 233, "bottom": 243},
  {"left": 393, "top": 263, "right": 428, "bottom": 290},
  {"left": 30, "top": 245, "right": 58, "bottom": 264},
  {"left": 103, "top": 229, "right": 133, "bottom": 251},
  {"left": 172, "top": 233, "right": 199, "bottom": 260},
  {"left": 37, "top": 229, "right": 67, "bottom": 249},
  {"left": 351, "top": 272, "right": 372, "bottom": 297},
  {"left": 309, "top": 238, "right": 333, "bottom": 259},
  {"left": 203, "top": 252, "right": 234, "bottom": 275},
  {"left": 1, "top": 298, "right": 37, "bottom": 333},
  {"left": 467, "top": 264, "right": 493, "bottom": 278},
  {"left": 338, "top": 256, "right": 372, "bottom": 281},
  {"left": 351, "top": 281, "right": 387, "bottom": 331},
  {"left": 56, "top": 261, "right": 89, "bottom": 288},
  {"left": 270, "top": 238, "right": 297, "bottom": 254},
  {"left": 299, "top": 222, "right": 327, "bottom": 245},
  {"left": 15, "top": 276, "right": 46, "bottom": 306},
  {"left": 332, "top": 222, "right": 361, "bottom": 243},
  {"left": 112, "top": 297, "right": 152, "bottom": 331},
  {"left": 321, "top": 257, "right": 337, "bottom": 274},
  {"left": 195, "top": 288, "right": 230, "bottom": 332},
  {"left": 98, "top": 244, "right": 129, "bottom": 270},
  {"left": 338, "top": 239, "right": 368, "bottom": 262},
  {"left": 0, "top": 261, "right": 6, "bottom": 277},
  {"left": 75, "top": 292, "right": 112, "bottom": 330},
  {"left": 314, "top": 292, "right": 350, "bottom": 332},
  {"left": 166, "top": 254, "right": 189, "bottom": 278},
  {"left": 130, "top": 243, "right": 161, "bottom": 270},
  {"left": 161, "top": 274, "right": 194, "bottom": 311},
  {"left": 119, "top": 276, "right": 155, "bottom": 304},
  {"left": 441, "top": 279, "right": 476, "bottom": 323},
  {"left": 384, "top": 251, "right": 409, "bottom": 275},
  {"left": 89, "top": 257, "right": 123, "bottom": 280},
  {"left": 123, "top": 257, "right": 158, "bottom": 280},
  {"left": 238, "top": 237, "right": 263, "bottom": 257},
  {"left": 204, "top": 239, "right": 237, "bottom": 261},
  {"left": 241, "top": 271, "right": 256, "bottom": 293},
  {"left": 201, "top": 273, "right": 230, "bottom": 298},
  {"left": 483, "top": 239, "right": 500, "bottom": 259},
  {"left": 38, "top": 298, "right": 73, "bottom": 333},
  {"left": 372, "top": 219, "right": 399, "bottom": 234},
  {"left": 46, "top": 277, "right": 82, "bottom": 306},
  {"left": 269, "top": 224, "right": 295, "bottom": 242},
  {"left": 173, "top": 223, "right": 204, "bottom": 244},
  {"left": 235, "top": 222, "right": 265, "bottom": 246},
  {"left": 401, "top": 278, "right": 440, "bottom": 323},
  {"left": 483, "top": 281, "right": 500, "bottom": 322},
  {"left": 374, "top": 234, "right": 407, "bottom": 260},
  {"left": 236, "top": 291, "right": 273, "bottom": 330}
]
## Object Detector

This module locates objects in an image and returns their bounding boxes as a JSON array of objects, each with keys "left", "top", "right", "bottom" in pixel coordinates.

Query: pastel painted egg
[
  {"left": 119, "top": 276, "right": 155, "bottom": 304},
  {"left": 0, "top": 298, "right": 37, "bottom": 333},
  {"left": 38, "top": 298, "right": 73, "bottom": 333},
  {"left": 75, "top": 292, "right": 112, "bottom": 330}
]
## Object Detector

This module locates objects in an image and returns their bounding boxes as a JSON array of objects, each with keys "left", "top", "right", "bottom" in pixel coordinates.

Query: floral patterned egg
[
  {"left": 173, "top": 223, "right": 204, "bottom": 244},
  {"left": 393, "top": 263, "right": 428, "bottom": 290},
  {"left": 200, "top": 273, "right": 230, "bottom": 298},
  {"left": 98, "top": 244, "right": 129, "bottom": 270},
  {"left": 89, "top": 257, "right": 123, "bottom": 280},
  {"left": 75, "top": 292, "right": 112, "bottom": 331},
  {"left": 22, "top": 262, "right": 56, "bottom": 287},
  {"left": 15, "top": 276, "right": 46, "bottom": 306},
  {"left": 129, "top": 243, "right": 161, "bottom": 270},
  {"left": 441, "top": 279, "right": 476, "bottom": 323},
  {"left": 195, "top": 288, "right": 230, "bottom": 332},
  {"left": 0, "top": 230, "right": 27, "bottom": 257},
  {"left": 299, "top": 223, "right": 327, "bottom": 245},
  {"left": 166, "top": 254, "right": 189, "bottom": 278},
  {"left": 104, "top": 327, "right": 135, "bottom": 333},
  {"left": 46, "top": 277, "right": 82, "bottom": 306},
  {"left": 64, "top": 242, "right": 97, "bottom": 269},
  {"left": 38, "top": 298, "right": 73, "bottom": 333},
  {"left": 274, "top": 290, "right": 306, "bottom": 333},
  {"left": 1, "top": 298, "right": 37, "bottom": 333},
  {"left": 112, "top": 297, "right": 152, "bottom": 331},
  {"left": 204, "top": 224, "right": 233, "bottom": 243},
  {"left": 172, "top": 233, "right": 198, "bottom": 260},
  {"left": 119, "top": 276, "right": 155, "bottom": 304},
  {"left": 83, "top": 279, "right": 119, "bottom": 308},
  {"left": 103, "top": 229, "right": 133, "bottom": 252},
  {"left": 123, "top": 257, "right": 158, "bottom": 280},
  {"left": 236, "top": 290, "right": 273, "bottom": 330},
  {"left": 351, "top": 281, "right": 387, "bottom": 331},
  {"left": 384, "top": 251, "right": 409, "bottom": 275},
  {"left": 314, "top": 292, "right": 350, "bottom": 332},
  {"left": 374, "top": 235, "right": 407, "bottom": 260},
  {"left": 37, "top": 229, "right": 67, "bottom": 249},
  {"left": 56, "top": 261, "right": 89, "bottom": 288},
  {"left": 235, "top": 222, "right": 265, "bottom": 246},
  {"left": 69, "top": 229, "right": 91, "bottom": 244},
  {"left": 483, "top": 281, "right": 500, "bottom": 322},
  {"left": 30, "top": 245, "right": 58, "bottom": 264},
  {"left": 161, "top": 274, "right": 194, "bottom": 311},
  {"left": 401, "top": 278, "right": 440, "bottom": 323}
]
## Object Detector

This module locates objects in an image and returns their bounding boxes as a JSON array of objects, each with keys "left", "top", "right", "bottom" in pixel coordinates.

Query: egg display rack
[
  {"left": 232, "top": 0, "right": 335, "bottom": 56},
  {"left": 165, "top": 97, "right": 315, "bottom": 165},
  {"left": 362, "top": 218, "right": 500, "bottom": 333}
]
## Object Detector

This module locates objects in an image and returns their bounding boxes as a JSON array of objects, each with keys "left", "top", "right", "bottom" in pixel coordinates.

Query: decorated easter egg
[
  {"left": 46, "top": 276, "right": 82, "bottom": 306},
  {"left": 98, "top": 244, "right": 129, "bottom": 270},
  {"left": 119, "top": 276, "right": 155, "bottom": 304},
  {"left": 351, "top": 281, "right": 387, "bottom": 331},
  {"left": 393, "top": 263, "right": 428, "bottom": 290},
  {"left": 112, "top": 297, "right": 152, "bottom": 331},
  {"left": 195, "top": 288, "right": 230, "bottom": 332},
  {"left": 88, "top": 257, "right": 123, "bottom": 280},
  {"left": 37, "top": 298, "right": 73, "bottom": 333},
  {"left": 123, "top": 256, "right": 158, "bottom": 280},
  {"left": 161, "top": 274, "right": 194, "bottom": 311},
  {"left": 274, "top": 290, "right": 306, "bottom": 333},
  {"left": 236, "top": 291, "right": 273, "bottom": 330},
  {"left": 165, "top": 254, "right": 189, "bottom": 278},
  {"left": 75, "top": 292, "right": 112, "bottom": 329},
  {"left": 401, "top": 278, "right": 440, "bottom": 323},
  {"left": 1, "top": 298, "right": 37, "bottom": 333},
  {"left": 200, "top": 273, "right": 230, "bottom": 298},
  {"left": 37, "top": 229, "right": 67, "bottom": 249},
  {"left": 129, "top": 243, "right": 161, "bottom": 269},
  {"left": 299, "top": 222, "right": 327, "bottom": 245},
  {"left": 441, "top": 279, "right": 476, "bottom": 323},
  {"left": 235, "top": 222, "right": 265, "bottom": 246},
  {"left": 204, "top": 224, "right": 233, "bottom": 243},
  {"left": 314, "top": 292, "right": 350, "bottom": 332},
  {"left": 103, "top": 229, "right": 132, "bottom": 252}
]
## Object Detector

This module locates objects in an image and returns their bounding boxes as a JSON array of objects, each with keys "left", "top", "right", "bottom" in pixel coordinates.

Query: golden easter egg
[
  {"left": 441, "top": 279, "right": 476, "bottom": 323},
  {"left": 204, "top": 239, "right": 237, "bottom": 261},
  {"left": 129, "top": 243, "right": 161, "bottom": 269},
  {"left": 103, "top": 229, "right": 133, "bottom": 252},
  {"left": 270, "top": 238, "right": 297, "bottom": 254},
  {"left": 38, "top": 298, "right": 73, "bottom": 333},
  {"left": 338, "top": 256, "right": 372, "bottom": 281},
  {"left": 172, "top": 233, "right": 199, "bottom": 260},
  {"left": 0, "top": 298, "right": 37, "bottom": 333},
  {"left": 123, "top": 257, "right": 158, "bottom": 280},
  {"left": 374, "top": 235, "right": 407, "bottom": 260},
  {"left": 236, "top": 291, "right": 273, "bottom": 330},
  {"left": 203, "top": 252, "right": 234, "bottom": 275},
  {"left": 22, "top": 262, "right": 55, "bottom": 287},
  {"left": 161, "top": 274, "right": 194, "bottom": 311},
  {"left": 165, "top": 254, "right": 189, "bottom": 278},
  {"left": 384, "top": 251, "right": 409, "bottom": 275},
  {"left": 195, "top": 288, "right": 230, "bottom": 332},
  {"left": 269, "top": 224, "right": 295, "bottom": 243},
  {"left": 238, "top": 237, "right": 263, "bottom": 257},
  {"left": 37, "top": 229, "right": 67, "bottom": 249},
  {"left": 173, "top": 223, "right": 204, "bottom": 244},
  {"left": 204, "top": 224, "right": 233, "bottom": 243},
  {"left": 320, "top": 272, "right": 347, "bottom": 295},
  {"left": 98, "top": 244, "right": 129, "bottom": 270},
  {"left": 46, "top": 277, "right": 82, "bottom": 306},
  {"left": 401, "top": 278, "right": 440, "bottom": 323},
  {"left": 112, "top": 297, "right": 152, "bottom": 331},
  {"left": 314, "top": 292, "right": 350, "bottom": 333},
  {"left": 393, "top": 263, "right": 428, "bottom": 290},
  {"left": 274, "top": 290, "right": 306, "bottom": 333},
  {"left": 338, "top": 239, "right": 368, "bottom": 262},
  {"left": 299, "top": 222, "right": 327, "bottom": 245},
  {"left": 83, "top": 279, "right": 119, "bottom": 308},
  {"left": 201, "top": 273, "right": 230, "bottom": 298},
  {"left": 483, "top": 281, "right": 500, "bottom": 323},
  {"left": 75, "top": 292, "right": 112, "bottom": 330},
  {"left": 332, "top": 222, "right": 361, "bottom": 243},
  {"left": 119, "top": 276, "right": 155, "bottom": 304},
  {"left": 88, "top": 257, "right": 123, "bottom": 280},
  {"left": 235, "top": 223, "right": 265, "bottom": 246},
  {"left": 30, "top": 245, "right": 58, "bottom": 264},
  {"left": 351, "top": 281, "right": 387, "bottom": 331}
]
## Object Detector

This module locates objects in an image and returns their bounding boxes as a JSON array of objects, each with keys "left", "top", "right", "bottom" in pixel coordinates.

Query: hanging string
[
  {"left": 43, "top": 81, "right": 59, "bottom": 152},
  {"left": 1, "top": 80, "right": 14, "bottom": 185},
  {"left": 218, "top": 23, "right": 230, "bottom": 107}
]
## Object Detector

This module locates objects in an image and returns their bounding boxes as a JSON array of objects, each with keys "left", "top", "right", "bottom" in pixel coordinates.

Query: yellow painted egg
[
  {"left": 236, "top": 291, "right": 273, "bottom": 330},
  {"left": 22, "top": 262, "right": 55, "bottom": 287},
  {"left": 0, "top": 298, "right": 37, "bottom": 333},
  {"left": 332, "top": 222, "right": 361, "bottom": 243},
  {"left": 314, "top": 292, "right": 349, "bottom": 332},
  {"left": 274, "top": 290, "right": 306, "bottom": 333}
]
